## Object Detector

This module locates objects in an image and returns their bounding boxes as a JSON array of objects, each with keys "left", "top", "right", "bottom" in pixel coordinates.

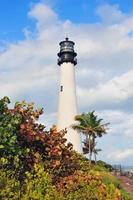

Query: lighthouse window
[{"left": 60, "top": 86, "right": 63, "bottom": 92}]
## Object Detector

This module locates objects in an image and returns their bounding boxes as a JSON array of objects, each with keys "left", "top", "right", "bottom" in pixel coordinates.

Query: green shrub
[
  {"left": 57, "top": 170, "right": 122, "bottom": 200},
  {"left": 21, "top": 164, "right": 64, "bottom": 200},
  {"left": 0, "top": 168, "right": 20, "bottom": 200},
  {"left": 96, "top": 160, "right": 114, "bottom": 171},
  {"left": 72, "top": 152, "right": 91, "bottom": 172},
  {"left": 100, "top": 171, "right": 120, "bottom": 188},
  {"left": 0, "top": 164, "right": 64, "bottom": 200},
  {"left": 120, "top": 189, "right": 133, "bottom": 200}
]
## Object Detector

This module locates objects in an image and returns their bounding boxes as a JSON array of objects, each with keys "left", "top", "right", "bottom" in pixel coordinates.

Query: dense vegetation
[{"left": 0, "top": 97, "right": 132, "bottom": 200}]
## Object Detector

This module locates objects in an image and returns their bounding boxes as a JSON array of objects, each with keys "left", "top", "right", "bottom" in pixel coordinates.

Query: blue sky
[
  {"left": 0, "top": 0, "right": 133, "bottom": 41},
  {"left": 0, "top": 0, "right": 133, "bottom": 165}
]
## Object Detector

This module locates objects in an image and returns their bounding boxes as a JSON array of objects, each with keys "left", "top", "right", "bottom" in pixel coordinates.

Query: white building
[{"left": 57, "top": 38, "right": 82, "bottom": 153}]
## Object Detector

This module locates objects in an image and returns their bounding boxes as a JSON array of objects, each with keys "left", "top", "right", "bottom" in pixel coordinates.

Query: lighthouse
[{"left": 57, "top": 38, "right": 82, "bottom": 153}]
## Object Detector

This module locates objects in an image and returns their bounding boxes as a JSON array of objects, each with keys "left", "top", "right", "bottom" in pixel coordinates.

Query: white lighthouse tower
[{"left": 57, "top": 38, "right": 82, "bottom": 153}]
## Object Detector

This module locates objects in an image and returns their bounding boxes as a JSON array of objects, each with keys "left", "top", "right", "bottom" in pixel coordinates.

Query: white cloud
[
  {"left": 0, "top": 4, "right": 59, "bottom": 101},
  {"left": 108, "top": 149, "right": 133, "bottom": 161},
  {"left": 78, "top": 69, "right": 133, "bottom": 109},
  {"left": 96, "top": 4, "right": 125, "bottom": 24},
  {"left": 0, "top": 2, "right": 133, "bottom": 164},
  {"left": 28, "top": 3, "right": 58, "bottom": 29},
  {"left": 97, "top": 110, "right": 133, "bottom": 138}
]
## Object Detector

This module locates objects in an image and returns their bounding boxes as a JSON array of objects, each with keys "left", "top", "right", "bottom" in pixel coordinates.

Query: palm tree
[
  {"left": 83, "top": 138, "right": 101, "bottom": 163},
  {"left": 93, "top": 148, "right": 102, "bottom": 163},
  {"left": 83, "top": 138, "right": 95, "bottom": 162},
  {"left": 72, "top": 111, "right": 109, "bottom": 164}
]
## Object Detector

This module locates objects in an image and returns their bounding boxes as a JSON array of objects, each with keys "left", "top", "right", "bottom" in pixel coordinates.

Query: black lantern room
[{"left": 57, "top": 38, "right": 77, "bottom": 66}]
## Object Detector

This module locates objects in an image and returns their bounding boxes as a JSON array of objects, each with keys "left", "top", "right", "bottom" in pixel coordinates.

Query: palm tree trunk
[
  {"left": 93, "top": 137, "right": 96, "bottom": 164},
  {"left": 94, "top": 152, "right": 97, "bottom": 163},
  {"left": 88, "top": 135, "right": 91, "bottom": 164}
]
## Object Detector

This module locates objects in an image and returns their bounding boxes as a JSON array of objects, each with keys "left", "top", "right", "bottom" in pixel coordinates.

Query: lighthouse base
[{"left": 57, "top": 124, "right": 83, "bottom": 154}]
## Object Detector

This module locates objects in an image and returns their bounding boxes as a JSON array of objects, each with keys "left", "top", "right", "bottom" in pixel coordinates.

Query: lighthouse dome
[
  {"left": 60, "top": 37, "right": 74, "bottom": 53},
  {"left": 57, "top": 38, "right": 77, "bottom": 66}
]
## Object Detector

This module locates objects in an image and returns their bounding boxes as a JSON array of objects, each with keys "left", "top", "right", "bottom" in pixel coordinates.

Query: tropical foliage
[
  {"left": 0, "top": 97, "right": 132, "bottom": 200},
  {"left": 83, "top": 139, "right": 102, "bottom": 163},
  {"left": 0, "top": 96, "right": 78, "bottom": 181},
  {"left": 72, "top": 111, "right": 109, "bottom": 163}
]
